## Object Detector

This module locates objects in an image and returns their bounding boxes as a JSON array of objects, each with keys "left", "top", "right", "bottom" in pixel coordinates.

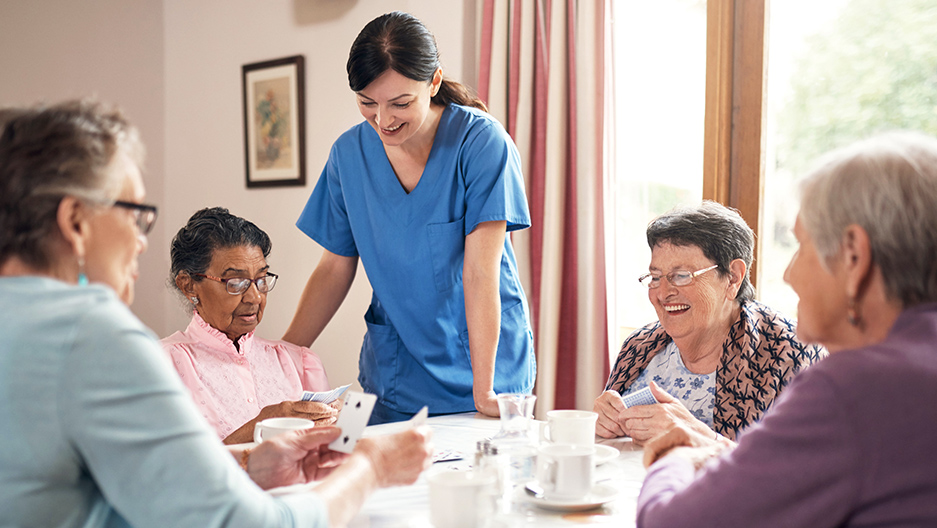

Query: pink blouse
[{"left": 161, "top": 314, "right": 330, "bottom": 439}]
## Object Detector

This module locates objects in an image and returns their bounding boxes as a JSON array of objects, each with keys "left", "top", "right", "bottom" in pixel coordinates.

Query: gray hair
[
  {"left": 647, "top": 200, "right": 755, "bottom": 304},
  {"left": 0, "top": 100, "right": 144, "bottom": 270},
  {"left": 799, "top": 131, "right": 937, "bottom": 307}
]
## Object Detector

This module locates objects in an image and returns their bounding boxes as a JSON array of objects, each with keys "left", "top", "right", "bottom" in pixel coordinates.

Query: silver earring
[{"left": 190, "top": 297, "right": 199, "bottom": 305}]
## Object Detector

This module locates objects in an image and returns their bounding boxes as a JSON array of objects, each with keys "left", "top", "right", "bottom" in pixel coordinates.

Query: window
[
  {"left": 609, "top": 0, "right": 937, "bottom": 357},
  {"left": 760, "top": 0, "right": 937, "bottom": 315},
  {"left": 610, "top": 0, "right": 707, "bottom": 340}
]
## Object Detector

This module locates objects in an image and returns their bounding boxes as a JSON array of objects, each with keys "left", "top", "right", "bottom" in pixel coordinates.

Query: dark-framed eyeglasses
[
  {"left": 112, "top": 200, "right": 158, "bottom": 235},
  {"left": 194, "top": 272, "right": 278, "bottom": 295},
  {"left": 638, "top": 264, "right": 719, "bottom": 289}
]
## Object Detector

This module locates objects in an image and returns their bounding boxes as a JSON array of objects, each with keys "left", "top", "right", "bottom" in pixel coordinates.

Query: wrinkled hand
[
  {"left": 247, "top": 426, "right": 348, "bottom": 490},
  {"left": 618, "top": 381, "right": 713, "bottom": 445},
  {"left": 642, "top": 423, "right": 734, "bottom": 469},
  {"left": 474, "top": 390, "right": 500, "bottom": 417},
  {"left": 594, "top": 390, "right": 627, "bottom": 438},
  {"left": 354, "top": 426, "right": 433, "bottom": 488},
  {"left": 223, "top": 400, "right": 341, "bottom": 444},
  {"left": 258, "top": 400, "right": 340, "bottom": 425}
]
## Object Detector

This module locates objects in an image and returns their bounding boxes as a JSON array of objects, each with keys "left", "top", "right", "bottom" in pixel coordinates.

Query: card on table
[
  {"left": 620, "top": 386, "right": 659, "bottom": 408},
  {"left": 328, "top": 391, "right": 377, "bottom": 453},
  {"left": 301, "top": 383, "right": 351, "bottom": 404}
]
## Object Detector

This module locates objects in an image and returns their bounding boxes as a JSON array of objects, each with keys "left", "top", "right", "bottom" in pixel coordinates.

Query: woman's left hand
[
  {"left": 474, "top": 389, "right": 500, "bottom": 417},
  {"left": 642, "top": 423, "right": 734, "bottom": 469},
  {"left": 618, "top": 381, "right": 714, "bottom": 445}
]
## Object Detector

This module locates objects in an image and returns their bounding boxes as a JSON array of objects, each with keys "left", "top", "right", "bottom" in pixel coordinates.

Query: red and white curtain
[{"left": 477, "top": 0, "right": 613, "bottom": 415}]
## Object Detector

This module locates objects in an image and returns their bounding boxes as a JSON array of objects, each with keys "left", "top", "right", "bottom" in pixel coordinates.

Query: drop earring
[
  {"left": 847, "top": 298, "right": 860, "bottom": 327},
  {"left": 77, "top": 256, "right": 88, "bottom": 287}
]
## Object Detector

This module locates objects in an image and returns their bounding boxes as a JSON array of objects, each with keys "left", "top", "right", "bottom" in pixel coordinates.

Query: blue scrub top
[{"left": 297, "top": 104, "right": 536, "bottom": 416}]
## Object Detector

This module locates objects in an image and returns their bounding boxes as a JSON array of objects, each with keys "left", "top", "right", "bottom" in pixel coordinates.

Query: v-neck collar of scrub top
[{"left": 367, "top": 104, "right": 452, "bottom": 226}]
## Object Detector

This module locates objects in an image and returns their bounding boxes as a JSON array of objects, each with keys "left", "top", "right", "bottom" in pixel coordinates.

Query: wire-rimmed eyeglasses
[
  {"left": 112, "top": 200, "right": 158, "bottom": 235},
  {"left": 194, "top": 273, "right": 278, "bottom": 295},
  {"left": 638, "top": 264, "right": 719, "bottom": 289}
]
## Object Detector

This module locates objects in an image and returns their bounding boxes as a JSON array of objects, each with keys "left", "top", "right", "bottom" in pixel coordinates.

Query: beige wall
[{"left": 1, "top": 0, "right": 474, "bottom": 390}]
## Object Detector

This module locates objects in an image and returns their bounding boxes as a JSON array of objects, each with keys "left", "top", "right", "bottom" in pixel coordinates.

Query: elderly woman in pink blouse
[{"left": 162, "top": 207, "right": 337, "bottom": 444}]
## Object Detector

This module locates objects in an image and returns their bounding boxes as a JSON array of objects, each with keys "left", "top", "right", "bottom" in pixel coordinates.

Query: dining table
[{"left": 272, "top": 411, "right": 647, "bottom": 527}]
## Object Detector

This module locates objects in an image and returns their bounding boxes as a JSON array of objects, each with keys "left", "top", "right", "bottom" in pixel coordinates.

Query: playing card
[
  {"left": 409, "top": 406, "right": 428, "bottom": 427},
  {"left": 621, "top": 386, "right": 659, "bottom": 408},
  {"left": 301, "top": 383, "right": 351, "bottom": 403},
  {"left": 328, "top": 391, "right": 377, "bottom": 453},
  {"left": 432, "top": 449, "right": 465, "bottom": 463}
]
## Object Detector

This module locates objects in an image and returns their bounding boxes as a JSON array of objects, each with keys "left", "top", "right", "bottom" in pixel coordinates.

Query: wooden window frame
[{"left": 703, "top": 0, "right": 768, "bottom": 288}]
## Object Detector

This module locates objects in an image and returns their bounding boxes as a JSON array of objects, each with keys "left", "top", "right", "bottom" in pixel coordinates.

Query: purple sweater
[{"left": 638, "top": 303, "right": 937, "bottom": 527}]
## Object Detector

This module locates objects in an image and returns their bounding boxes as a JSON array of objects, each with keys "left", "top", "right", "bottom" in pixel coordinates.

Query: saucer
[
  {"left": 593, "top": 444, "right": 619, "bottom": 465},
  {"left": 521, "top": 482, "right": 619, "bottom": 512}
]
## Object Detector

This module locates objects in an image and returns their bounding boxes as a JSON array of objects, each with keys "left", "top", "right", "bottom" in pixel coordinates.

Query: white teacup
[
  {"left": 542, "top": 410, "right": 598, "bottom": 446},
  {"left": 253, "top": 417, "right": 315, "bottom": 443},
  {"left": 535, "top": 444, "right": 595, "bottom": 501},
  {"left": 428, "top": 470, "right": 496, "bottom": 528}
]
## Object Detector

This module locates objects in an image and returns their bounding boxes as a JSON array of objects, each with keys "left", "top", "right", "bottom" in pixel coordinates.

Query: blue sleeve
[
  {"left": 296, "top": 141, "right": 359, "bottom": 257},
  {"left": 60, "top": 302, "right": 328, "bottom": 528},
  {"left": 460, "top": 119, "right": 531, "bottom": 235}
]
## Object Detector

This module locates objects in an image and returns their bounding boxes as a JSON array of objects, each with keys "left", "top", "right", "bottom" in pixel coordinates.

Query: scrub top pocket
[
  {"left": 360, "top": 309, "right": 400, "bottom": 407},
  {"left": 426, "top": 217, "right": 466, "bottom": 292}
]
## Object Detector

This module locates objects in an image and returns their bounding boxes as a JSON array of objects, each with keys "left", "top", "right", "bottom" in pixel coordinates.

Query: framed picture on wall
[{"left": 242, "top": 55, "right": 306, "bottom": 188}]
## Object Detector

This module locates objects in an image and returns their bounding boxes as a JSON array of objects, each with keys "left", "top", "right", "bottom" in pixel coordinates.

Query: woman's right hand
[{"left": 593, "top": 390, "right": 628, "bottom": 438}]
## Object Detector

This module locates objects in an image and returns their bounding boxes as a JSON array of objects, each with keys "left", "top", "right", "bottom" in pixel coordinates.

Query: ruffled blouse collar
[{"left": 187, "top": 312, "right": 255, "bottom": 355}]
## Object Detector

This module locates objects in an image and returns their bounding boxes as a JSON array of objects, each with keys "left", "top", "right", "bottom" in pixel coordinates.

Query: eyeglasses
[
  {"left": 112, "top": 200, "right": 158, "bottom": 235},
  {"left": 194, "top": 272, "right": 278, "bottom": 295},
  {"left": 638, "top": 264, "right": 719, "bottom": 289}
]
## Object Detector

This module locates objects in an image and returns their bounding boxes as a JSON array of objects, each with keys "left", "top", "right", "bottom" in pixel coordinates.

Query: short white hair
[{"left": 799, "top": 131, "right": 937, "bottom": 307}]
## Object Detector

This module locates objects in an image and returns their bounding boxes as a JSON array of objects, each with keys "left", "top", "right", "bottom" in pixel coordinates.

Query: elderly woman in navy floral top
[{"left": 594, "top": 201, "right": 825, "bottom": 443}]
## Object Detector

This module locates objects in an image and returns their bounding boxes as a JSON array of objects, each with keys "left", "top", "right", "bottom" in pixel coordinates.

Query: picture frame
[{"left": 242, "top": 55, "right": 306, "bottom": 188}]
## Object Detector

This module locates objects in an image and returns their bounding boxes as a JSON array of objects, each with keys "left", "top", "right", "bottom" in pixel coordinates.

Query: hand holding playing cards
[
  {"left": 618, "top": 381, "right": 713, "bottom": 446},
  {"left": 223, "top": 400, "right": 340, "bottom": 445},
  {"left": 246, "top": 426, "right": 348, "bottom": 490},
  {"left": 594, "top": 389, "right": 628, "bottom": 438}
]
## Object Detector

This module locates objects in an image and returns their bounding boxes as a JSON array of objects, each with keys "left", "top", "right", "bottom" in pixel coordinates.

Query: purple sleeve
[{"left": 637, "top": 368, "right": 861, "bottom": 528}]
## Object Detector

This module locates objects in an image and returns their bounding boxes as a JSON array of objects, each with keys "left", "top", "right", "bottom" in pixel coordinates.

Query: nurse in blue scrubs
[{"left": 284, "top": 11, "right": 536, "bottom": 424}]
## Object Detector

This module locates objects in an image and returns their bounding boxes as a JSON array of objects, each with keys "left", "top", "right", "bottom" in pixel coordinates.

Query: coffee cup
[
  {"left": 535, "top": 444, "right": 595, "bottom": 501},
  {"left": 428, "top": 469, "right": 496, "bottom": 528},
  {"left": 253, "top": 417, "right": 316, "bottom": 443},
  {"left": 542, "top": 410, "right": 598, "bottom": 446}
]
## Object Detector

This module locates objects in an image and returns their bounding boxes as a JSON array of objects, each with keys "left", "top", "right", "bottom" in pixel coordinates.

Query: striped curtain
[{"left": 477, "top": 0, "right": 612, "bottom": 415}]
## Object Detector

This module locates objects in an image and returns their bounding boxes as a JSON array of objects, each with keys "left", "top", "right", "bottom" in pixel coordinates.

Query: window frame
[{"left": 703, "top": 0, "right": 768, "bottom": 288}]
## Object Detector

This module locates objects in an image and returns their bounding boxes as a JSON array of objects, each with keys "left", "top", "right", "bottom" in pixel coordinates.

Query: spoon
[{"left": 524, "top": 482, "right": 545, "bottom": 499}]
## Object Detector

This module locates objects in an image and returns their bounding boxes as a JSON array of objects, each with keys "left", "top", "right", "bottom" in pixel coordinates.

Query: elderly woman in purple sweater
[{"left": 638, "top": 131, "right": 937, "bottom": 527}]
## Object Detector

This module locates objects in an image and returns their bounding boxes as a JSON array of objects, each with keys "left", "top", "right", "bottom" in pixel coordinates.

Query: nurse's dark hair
[
  {"left": 0, "top": 99, "right": 143, "bottom": 270},
  {"left": 347, "top": 11, "right": 488, "bottom": 112},
  {"left": 169, "top": 207, "right": 272, "bottom": 291},
  {"left": 646, "top": 200, "right": 755, "bottom": 305}
]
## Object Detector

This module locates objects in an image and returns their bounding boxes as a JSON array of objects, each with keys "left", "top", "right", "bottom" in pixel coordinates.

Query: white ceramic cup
[
  {"left": 253, "top": 417, "right": 315, "bottom": 443},
  {"left": 535, "top": 444, "right": 595, "bottom": 501},
  {"left": 542, "top": 410, "right": 598, "bottom": 446},
  {"left": 428, "top": 469, "right": 497, "bottom": 528}
]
